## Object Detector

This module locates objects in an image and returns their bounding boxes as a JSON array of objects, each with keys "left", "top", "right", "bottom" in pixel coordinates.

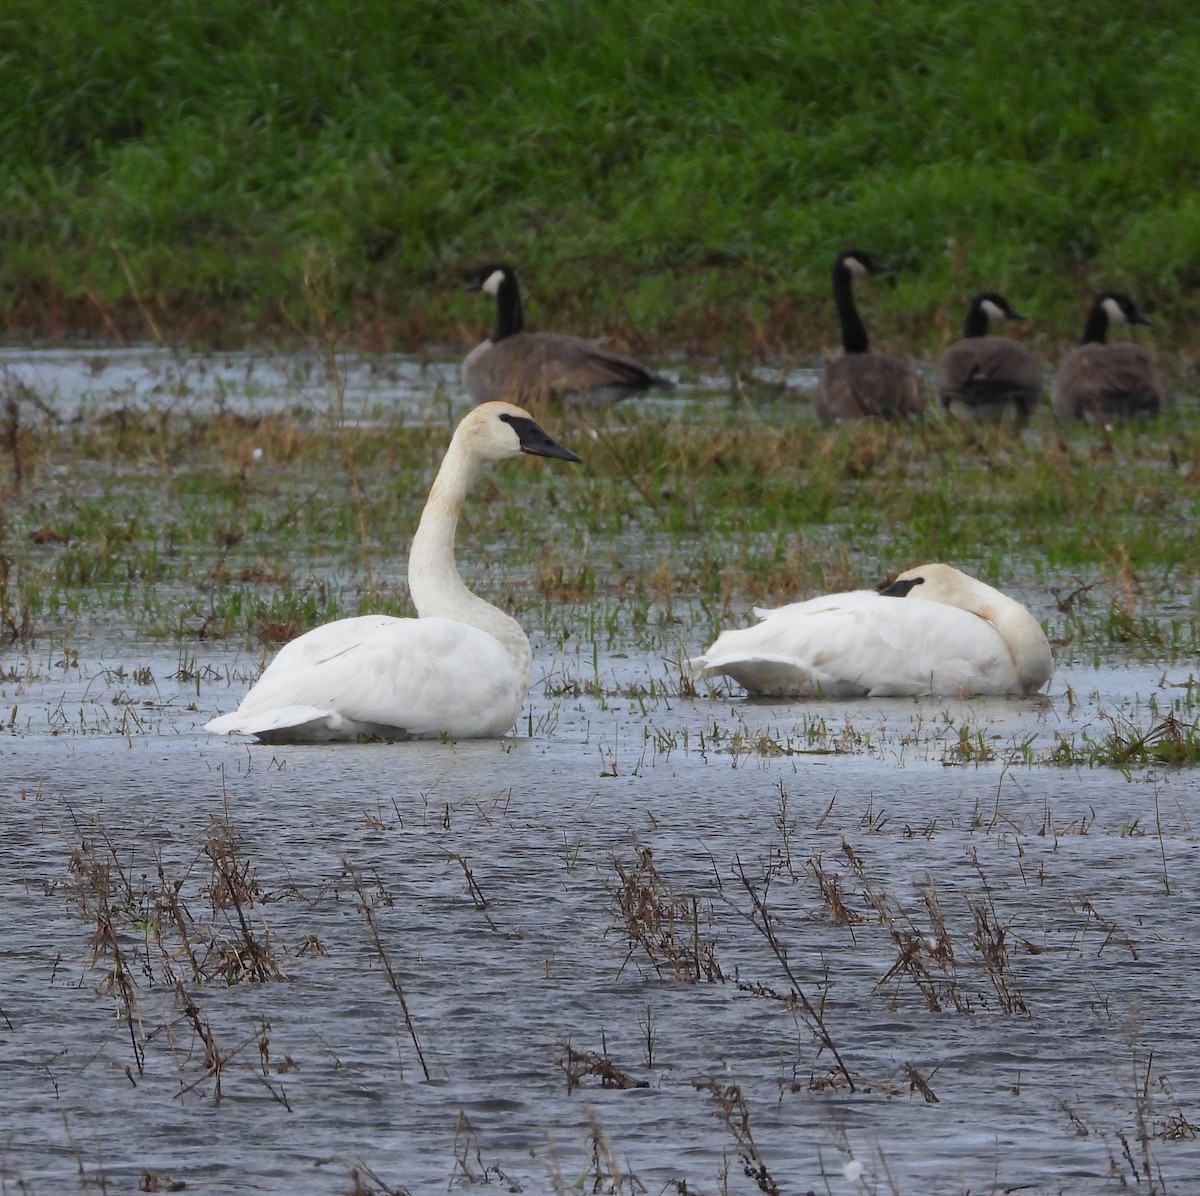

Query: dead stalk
[
  {"left": 697, "top": 1080, "right": 780, "bottom": 1196},
  {"left": 558, "top": 1042, "right": 649, "bottom": 1093},
  {"left": 345, "top": 862, "right": 433, "bottom": 1081},
  {"left": 611, "top": 847, "right": 724, "bottom": 983},
  {"left": 733, "top": 857, "right": 853, "bottom": 1091}
]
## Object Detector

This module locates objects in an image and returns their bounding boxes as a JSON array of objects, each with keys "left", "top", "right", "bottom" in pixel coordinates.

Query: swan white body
[
  {"left": 205, "top": 403, "right": 581, "bottom": 743},
  {"left": 691, "top": 564, "right": 1052, "bottom": 699}
]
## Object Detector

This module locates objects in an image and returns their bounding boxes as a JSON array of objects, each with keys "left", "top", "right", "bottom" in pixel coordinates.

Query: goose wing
[
  {"left": 1055, "top": 345, "right": 1161, "bottom": 417},
  {"left": 206, "top": 616, "right": 524, "bottom": 742},
  {"left": 692, "top": 591, "right": 1020, "bottom": 697},
  {"left": 815, "top": 355, "right": 923, "bottom": 421},
  {"left": 465, "top": 332, "right": 671, "bottom": 403},
  {"left": 937, "top": 337, "right": 1041, "bottom": 406}
]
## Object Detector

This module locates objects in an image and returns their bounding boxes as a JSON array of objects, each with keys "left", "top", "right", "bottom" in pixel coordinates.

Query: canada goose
[
  {"left": 935, "top": 292, "right": 1042, "bottom": 424},
  {"left": 812, "top": 248, "right": 924, "bottom": 423},
  {"left": 206, "top": 403, "right": 581, "bottom": 743},
  {"left": 463, "top": 263, "right": 674, "bottom": 405},
  {"left": 690, "top": 563, "right": 1052, "bottom": 698},
  {"left": 1053, "top": 293, "right": 1163, "bottom": 421}
]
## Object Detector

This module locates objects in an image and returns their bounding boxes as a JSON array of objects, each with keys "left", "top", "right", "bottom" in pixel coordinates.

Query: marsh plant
[
  {"left": 64, "top": 806, "right": 298, "bottom": 1103},
  {"left": 611, "top": 846, "right": 725, "bottom": 983},
  {"left": 3, "top": 388, "right": 1200, "bottom": 716}
]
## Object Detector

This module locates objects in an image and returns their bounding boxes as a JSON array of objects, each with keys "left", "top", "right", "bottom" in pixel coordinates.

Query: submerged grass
[{"left": 1, "top": 380, "right": 1199, "bottom": 682}]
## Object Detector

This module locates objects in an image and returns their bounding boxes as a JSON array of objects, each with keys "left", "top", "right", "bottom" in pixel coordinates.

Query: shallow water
[
  {"left": 0, "top": 343, "right": 464, "bottom": 422},
  {"left": 1, "top": 347, "right": 1199, "bottom": 1194},
  {"left": 3, "top": 637, "right": 1199, "bottom": 1194}
]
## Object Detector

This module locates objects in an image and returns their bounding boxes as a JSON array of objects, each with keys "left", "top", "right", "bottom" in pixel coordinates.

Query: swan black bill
[
  {"left": 878, "top": 575, "right": 925, "bottom": 598},
  {"left": 502, "top": 413, "right": 583, "bottom": 463}
]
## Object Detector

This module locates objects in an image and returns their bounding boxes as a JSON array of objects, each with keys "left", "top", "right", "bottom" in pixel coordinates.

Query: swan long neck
[
  {"left": 833, "top": 265, "right": 870, "bottom": 353},
  {"left": 407, "top": 437, "right": 532, "bottom": 685},
  {"left": 974, "top": 590, "right": 1053, "bottom": 691}
]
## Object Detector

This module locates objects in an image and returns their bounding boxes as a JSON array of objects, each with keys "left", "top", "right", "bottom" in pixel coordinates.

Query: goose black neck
[
  {"left": 1081, "top": 303, "right": 1109, "bottom": 345},
  {"left": 963, "top": 301, "right": 990, "bottom": 339},
  {"left": 492, "top": 273, "right": 524, "bottom": 342},
  {"left": 833, "top": 265, "right": 870, "bottom": 354}
]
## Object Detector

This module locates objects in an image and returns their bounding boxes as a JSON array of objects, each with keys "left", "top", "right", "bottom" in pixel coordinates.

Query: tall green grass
[{"left": 2, "top": 0, "right": 1200, "bottom": 350}]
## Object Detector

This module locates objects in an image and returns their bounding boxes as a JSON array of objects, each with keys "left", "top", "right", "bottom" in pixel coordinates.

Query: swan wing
[
  {"left": 206, "top": 616, "right": 524, "bottom": 742},
  {"left": 693, "top": 592, "right": 1021, "bottom": 697}
]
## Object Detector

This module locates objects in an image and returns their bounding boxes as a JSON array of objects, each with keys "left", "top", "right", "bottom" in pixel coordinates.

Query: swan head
[
  {"left": 878, "top": 563, "right": 988, "bottom": 607},
  {"left": 456, "top": 402, "right": 582, "bottom": 464}
]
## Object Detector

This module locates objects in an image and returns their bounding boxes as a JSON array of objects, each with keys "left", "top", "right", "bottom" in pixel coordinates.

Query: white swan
[
  {"left": 205, "top": 402, "right": 581, "bottom": 743},
  {"left": 690, "top": 564, "right": 1052, "bottom": 698}
]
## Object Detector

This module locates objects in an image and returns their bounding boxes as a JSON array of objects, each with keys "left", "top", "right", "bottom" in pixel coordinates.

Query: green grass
[
  {"left": 2, "top": 1, "right": 1200, "bottom": 351},
  {"left": 2, "top": 385, "right": 1199, "bottom": 672}
]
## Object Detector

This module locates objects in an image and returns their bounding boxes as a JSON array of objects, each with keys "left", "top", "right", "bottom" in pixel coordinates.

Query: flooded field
[{"left": 1, "top": 347, "right": 1199, "bottom": 1194}]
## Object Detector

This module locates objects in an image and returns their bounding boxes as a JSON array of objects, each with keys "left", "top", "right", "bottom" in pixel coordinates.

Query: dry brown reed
[
  {"left": 557, "top": 1041, "right": 649, "bottom": 1094},
  {"left": 611, "top": 847, "right": 724, "bottom": 983},
  {"left": 345, "top": 861, "right": 434, "bottom": 1081},
  {"left": 697, "top": 1080, "right": 780, "bottom": 1196},
  {"left": 732, "top": 857, "right": 854, "bottom": 1091}
]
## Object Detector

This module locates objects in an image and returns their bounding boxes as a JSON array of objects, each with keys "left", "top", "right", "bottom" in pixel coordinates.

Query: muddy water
[
  {"left": 3, "top": 639, "right": 1199, "bottom": 1194},
  {"left": 2, "top": 347, "right": 1199, "bottom": 1192}
]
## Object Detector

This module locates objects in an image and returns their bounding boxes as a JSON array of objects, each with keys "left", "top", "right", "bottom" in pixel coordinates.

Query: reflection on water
[{"left": 2, "top": 636, "right": 1199, "bottom": 1193}]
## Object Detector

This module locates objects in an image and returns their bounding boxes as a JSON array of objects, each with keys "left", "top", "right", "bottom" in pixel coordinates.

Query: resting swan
[
  {"left": 205, "top": 402, "right": 581, "bottom": 743},
  {"left": 690, "top": 563, "right": 1052, "bottom": 698}
]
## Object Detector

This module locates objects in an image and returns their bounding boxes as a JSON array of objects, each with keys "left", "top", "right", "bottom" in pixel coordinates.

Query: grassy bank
[{"left": 2, "top": 1, "right": 1200, "bottom": 354}]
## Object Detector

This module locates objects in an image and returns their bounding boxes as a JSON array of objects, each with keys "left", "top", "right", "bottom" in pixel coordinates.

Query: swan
[
  {"left": 935, "top": 292, "right": 1042, "bottom": 424},
  {"left": 205, "top": 402, "right": 581, "bottom": 743},
  {"left": 463, "top": 263, "right": 675, "bottom": 405},
  {"left": 812, "top": 248, "right": 924, "bottom": 423},
  {"left": 1053, "top": 292, "right": 1163, "bottom": 421},
  {"left": 690, "top": 563, "right": 1052, "bottom": 698}
]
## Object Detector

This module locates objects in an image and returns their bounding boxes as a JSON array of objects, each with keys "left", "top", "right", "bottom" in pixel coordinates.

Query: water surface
[{"left": 1, "top": 346, "right": 1198, "bottom": 1194}]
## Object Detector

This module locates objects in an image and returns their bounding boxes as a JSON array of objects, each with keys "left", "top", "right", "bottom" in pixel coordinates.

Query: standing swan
[
  {"left": 812, "top": 249, "right": 924, "bottom": 423},
  {"left": 936, "top": 292, "right": 1042, "bottom": 425},
  {"left": 690, "top": 563, "right": 1052, "bottom": 698},
  {"left": 206, "top": 403, "right": 582, "bottom": 743},
  {"left": 463, "top": 263, "right": 675, "bottom": 405},
  {"left": 1053, "top": 293, "right": 1162, "bottom": 421}
]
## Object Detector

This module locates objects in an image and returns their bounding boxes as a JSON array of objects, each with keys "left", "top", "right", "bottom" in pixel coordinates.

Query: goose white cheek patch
[
  {"left": 1102, "top": 296, "right": 1128, "bottom": 325},
  {"left": 482, "top": 269, "right": 506, "bottom": 296}
]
